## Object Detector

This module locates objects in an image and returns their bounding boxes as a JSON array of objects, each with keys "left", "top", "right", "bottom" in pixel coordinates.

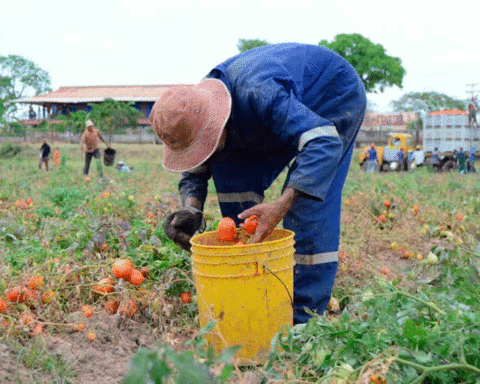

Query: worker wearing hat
[
  {"left": 80, "top": 119, "right": 109, "bottom": 178},
  {"left": 151, "top": 43, "right": 366, "bottom": 324}
]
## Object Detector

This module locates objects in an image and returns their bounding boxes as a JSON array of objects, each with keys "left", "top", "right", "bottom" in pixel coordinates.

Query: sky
[{"left": 1, "top": 0, "right": 479, "bottom": 113}]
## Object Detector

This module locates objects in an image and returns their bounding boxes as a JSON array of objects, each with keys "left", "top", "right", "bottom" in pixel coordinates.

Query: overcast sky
[{"left": 1, "top": 0, "right": 479, "bottom": 112}]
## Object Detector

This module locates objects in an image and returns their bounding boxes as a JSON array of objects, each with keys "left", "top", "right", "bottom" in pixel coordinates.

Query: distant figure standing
[
  {"left": 432, "top": 147, "right": 442, "bottom": 172},
  {"left": 38, "top": 139, "right": 51, "bottom": 172},
  {"left": 395, "top": 147, "right": 408, "bottom": 171},
  {"left": 29, "top": 105, "right": 36, "bottom": 119},
  {"left": 80, "top": 120, "right": 109, "bottom": 178},
  {"left": 468, "top": 96, "right": 479, "bottom": 128},
  {"left": 468, "top": 147, "right": 476, "bottom": 173},
  {"left": 457, "top": 147, "right": 467, "bottom": 174},
  {"left": 365, "top": 143, "right": 377, "bottom": 173},
  {"left": 53, "top": 148, "right": 60, "bottom": 167}
]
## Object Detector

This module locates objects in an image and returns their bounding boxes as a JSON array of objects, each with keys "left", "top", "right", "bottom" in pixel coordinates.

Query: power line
[{"left": 466, "top": 83, "right": 478, "bottom": 97}]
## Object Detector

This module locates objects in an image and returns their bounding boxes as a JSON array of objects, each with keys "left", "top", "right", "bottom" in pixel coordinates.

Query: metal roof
[{"left": 13, "top": 84, "right": 191, "bottom": 104}]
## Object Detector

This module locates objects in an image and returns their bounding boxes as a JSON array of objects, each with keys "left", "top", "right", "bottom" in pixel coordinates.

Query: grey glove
[{"left": 163, "top": 206, "right": 206, "bottom": 251}]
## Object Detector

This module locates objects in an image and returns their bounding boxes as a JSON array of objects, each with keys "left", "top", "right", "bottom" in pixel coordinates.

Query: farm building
[
  {"left": 13, "top": 84, "right": 190, "bottom": 127},
  {"left": 355, "top": 111, "right": 421, "bottom": 147}
]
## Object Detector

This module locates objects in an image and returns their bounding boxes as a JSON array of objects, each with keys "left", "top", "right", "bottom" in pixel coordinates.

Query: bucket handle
[{"left": 262, "top": 264, "right": 295, "bottom": 312}]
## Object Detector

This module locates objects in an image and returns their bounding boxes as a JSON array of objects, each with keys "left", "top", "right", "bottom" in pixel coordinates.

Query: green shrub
[{"left": 0, "top": 142, "right": 22, "bottom": 158}]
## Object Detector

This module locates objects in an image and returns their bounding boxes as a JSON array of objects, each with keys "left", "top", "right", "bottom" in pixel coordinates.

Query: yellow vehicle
[{"left": 359, "top": 133, "right": 415, "bottom": 172}]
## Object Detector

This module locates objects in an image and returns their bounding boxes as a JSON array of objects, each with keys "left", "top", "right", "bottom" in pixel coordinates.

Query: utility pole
[{"left": 466, "top": 83, "right": 478, "bottom": 98}]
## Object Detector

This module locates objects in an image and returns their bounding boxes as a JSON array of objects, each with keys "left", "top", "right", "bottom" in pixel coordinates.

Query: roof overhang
[{"left": 13, "top": 97, "right": 160, "bottom": 104}]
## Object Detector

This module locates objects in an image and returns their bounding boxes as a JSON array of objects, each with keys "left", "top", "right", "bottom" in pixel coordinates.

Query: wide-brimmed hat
[
  {"left": 85, "top": 120, "right": 94, "bottom": 128},
  {"left": 149, "top": 78, "right": 231, "bottom": 172}
]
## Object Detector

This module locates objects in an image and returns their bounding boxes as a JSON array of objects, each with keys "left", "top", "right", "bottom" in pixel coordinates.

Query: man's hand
[
  {"left": 163, "top": 206, "right": 205, "bottom": 251},
  {"left": 238, "top": 188, "right": 303, "bottom": 243}
]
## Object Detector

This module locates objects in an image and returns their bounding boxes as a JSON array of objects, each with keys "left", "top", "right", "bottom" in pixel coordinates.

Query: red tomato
[{"left": 180, "top": 292, "right": 192, "bottom": 304}]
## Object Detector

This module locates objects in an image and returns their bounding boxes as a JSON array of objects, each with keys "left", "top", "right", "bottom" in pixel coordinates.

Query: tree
[
  {"left": 0, "top": 55, "right": 51, "bottom": 120},
  {"left": 390, "top": 92, "right": 466, "bottom": 114},
  {"left": 237, "top": 39, "right": 270, "bottom": 53},
  {"left": 88, "top": 99, "right": 142, "bottom": 143},
  {"left": 319, "top": 34, "right": 406, "bottom": 93},
  {"left": 57, "top": 110, "right": 88, "bottom": 142}
]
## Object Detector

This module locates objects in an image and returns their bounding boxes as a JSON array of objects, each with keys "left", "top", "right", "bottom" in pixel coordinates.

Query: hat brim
[{"left": 162, "top": 79, "right": 231, "bottom": 172}]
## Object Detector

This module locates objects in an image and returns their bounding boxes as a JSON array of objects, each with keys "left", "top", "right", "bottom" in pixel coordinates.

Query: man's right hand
[{"left": 163, "top": 206, "right": 206, "bottom": 251}]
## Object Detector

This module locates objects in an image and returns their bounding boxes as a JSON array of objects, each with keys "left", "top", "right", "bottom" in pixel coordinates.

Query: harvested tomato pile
[
  {"left": 216, "top": 215, "right": 258, "bottom": 245},
  {"left": 0, "top": 257, "right": 169, "bottom": 339}
]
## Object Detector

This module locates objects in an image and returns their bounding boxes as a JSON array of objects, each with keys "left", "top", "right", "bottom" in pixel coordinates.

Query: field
[{"left": 1, "top": 142, "right": 480, "bottom": 384}]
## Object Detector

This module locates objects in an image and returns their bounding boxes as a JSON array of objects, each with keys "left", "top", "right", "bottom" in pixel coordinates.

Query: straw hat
[
  {"left": 85, "top": 120, "right": 94, "bottom": 128},
  {"left": 149, "top": 78, "right": 231, "bottom": 172}
]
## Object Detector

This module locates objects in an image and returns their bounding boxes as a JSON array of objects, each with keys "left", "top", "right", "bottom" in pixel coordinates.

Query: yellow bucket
[{"left": 190, "top": 228, "right": 295, "bottom": 365}]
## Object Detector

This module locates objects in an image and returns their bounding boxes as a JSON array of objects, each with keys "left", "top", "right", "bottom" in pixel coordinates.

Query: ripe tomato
[
  {"left": 180, "top": 292, "right": 192, "bottom": 304},
  {"left": 28, "top": 275, "right": 44, "bottom": 290},
  {"left": 111, "top": 259, "right": 134, "bottom": 280},
  {"left": 82, "top": 305, "right": 93, "bottom": 318},
  {"left": 105, "top": 299, "right": 119, "bottom": 315},
  {"left": 218, "top": 217, "right": 236, "bottom": 242},
  {"left": 0, "top": 298, "right": 7, "bottom": 313},
  {"left": 93, "top": 277, "right": 115, "bottom": 295},
  {"left": 129, "top": 269, "right": 144, "bottom": 286},
  {"left": 242, "top": 215, "right": 258, "bottom": 235},
  {"left": 6, "top": 287, "right": 19, "bottom": 302}
]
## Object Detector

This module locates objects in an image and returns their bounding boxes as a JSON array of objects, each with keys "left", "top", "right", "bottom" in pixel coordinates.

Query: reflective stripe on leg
[{"left": 294, "top": 251, "right": 338, "bottom": 265}]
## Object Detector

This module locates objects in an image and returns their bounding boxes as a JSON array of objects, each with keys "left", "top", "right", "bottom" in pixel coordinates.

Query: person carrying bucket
[
  {"left": 152, "top": 43, "right": 366, "bottom": 324},
  {"left": 80, "top": 120, "right": 109, "bottom": 179}
]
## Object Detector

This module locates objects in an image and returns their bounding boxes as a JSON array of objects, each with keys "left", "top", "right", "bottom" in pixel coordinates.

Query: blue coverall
[{"left": 178, "top": 43, "right": 366, "bottom": 323}]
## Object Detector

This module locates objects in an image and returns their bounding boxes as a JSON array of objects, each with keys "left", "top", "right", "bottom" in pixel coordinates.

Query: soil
[{"left": 0, "top": 313, "right": 175, "bottom": 384}]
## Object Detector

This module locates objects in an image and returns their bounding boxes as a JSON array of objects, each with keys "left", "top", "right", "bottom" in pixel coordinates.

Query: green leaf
[
  {"left": 123, "top": 349, "right": 156, "bottom": 384},
  {"left": 403, "top": 319, "right": 427, "bottom": 347},
  {"left": 149, "top": 358, "right": 171, "bottom": 384},
  {"left": 219, "top": 365, "right": 235, "bottom": 382},
  {"left": 196, "top": 320, "right": 217, "bottom": 339},
  {"left": 413, "top": 350, "right": 432, "bottom": 364},
  {"left": 215, "top": 345, "right": 242, "bottom": 364},
  {"left": 167, "top": 350, "right": 219, "bottom": 384},
  {"left": 311, "top": 348, "right": 328, "bottom": 367}
]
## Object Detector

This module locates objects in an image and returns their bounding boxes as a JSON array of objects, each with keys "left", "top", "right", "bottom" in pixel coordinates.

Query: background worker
[
  {"left": 38, "top": 138, "right": 51, "bottom": 172},
  {"left": 365, "top": 143, "right": 377, "bottom": 173},
  {"left": 80, "top": 120, "right": 109, "bottom": 178},
  {"left": 53, "top": 147, "right": 60, "bottom": 167},
  {"left": 393, "top": 147, "right": 407, "bottom": 171},
  {"left": 432, "top": 147, "right": 442, "bottom": 172},
  {"left": 152, "top": 43, "right": 366, "bottom": 324},
  {"left": 115, "top": 160, "right": 131, "bottom": 173},
  {"left": 468, "top": 96, "right": 479, "bottom": 128},
  {"left": 457, "top": 147, "right": 467, "bottom": 174},
  {"left": 468, "top": 147, "right": 476, "bottom": 173}
]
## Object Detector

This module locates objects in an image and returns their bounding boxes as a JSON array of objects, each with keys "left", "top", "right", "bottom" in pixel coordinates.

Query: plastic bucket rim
[{"left": 190, "top": 228, "right": 295, "bottom": 250}]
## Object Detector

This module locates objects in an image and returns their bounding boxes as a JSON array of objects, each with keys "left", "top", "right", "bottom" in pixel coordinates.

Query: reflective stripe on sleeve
[
  {"left": 298, "top": 126, "right": 339, "bottom": 151},
  {"left": 217, "top": 191, "right": 264, "bottom": 204},
  {"left": 294, "top": 251, "right": 338, "bottom": 265}
]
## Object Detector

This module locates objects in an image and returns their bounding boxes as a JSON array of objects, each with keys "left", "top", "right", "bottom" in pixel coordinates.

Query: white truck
[{"left": 422, "top": 110, "right": 478, "bottom": 171}]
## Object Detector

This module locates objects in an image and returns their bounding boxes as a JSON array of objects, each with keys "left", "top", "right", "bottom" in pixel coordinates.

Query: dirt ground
[{"left": 0, "top": 312, "right": 169, "bottom": 384}]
